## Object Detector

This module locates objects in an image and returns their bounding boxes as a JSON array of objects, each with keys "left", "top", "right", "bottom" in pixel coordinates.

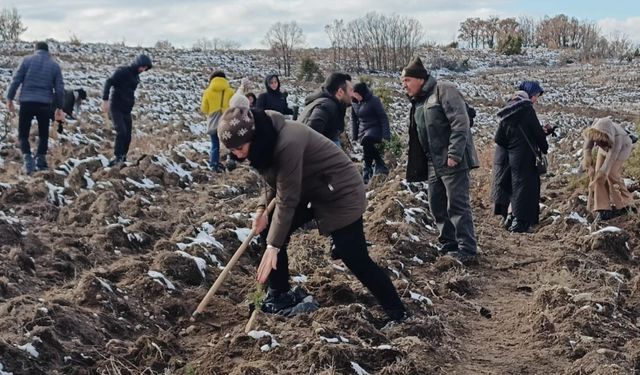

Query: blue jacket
[
  {"left": 351, "top": 90, "right": 390, "bottom": 142},
  {"left": 6, "top": 50, "right": 65, "bottom": 107}
]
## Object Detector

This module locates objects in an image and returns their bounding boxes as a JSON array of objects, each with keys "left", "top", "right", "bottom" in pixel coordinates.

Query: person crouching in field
[
  {"left": 216, "top": 99, "right": 408, "bottom": 323},
  {"left": 583, "top": 117, "right": 634, "bottom": 221}
]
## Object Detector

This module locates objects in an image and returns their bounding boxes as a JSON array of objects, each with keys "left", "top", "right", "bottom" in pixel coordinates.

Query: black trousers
[
  {"left": 361, "top": 135, "right": 384, "bottom": 168},
  {"left": 262, "top": 204, "right": 406, "bottom": 317},
  {"left": 111, "top": 108, "right": 133, "bottom": 158},
  {"left": 18, "top": 102, "right": 51, "bottom": 155}
]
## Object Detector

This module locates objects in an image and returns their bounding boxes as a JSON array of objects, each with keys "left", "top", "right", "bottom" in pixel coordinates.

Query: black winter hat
[
  {"left": 353, "top": 82, "right": 370, "bottom": 97},
  {"left": 401, "top": 56, "right": 429, "bottom": 80},
  {"left": 35, "top": 41, "right": 49, "bottom": 52},
  {"left": 133, "top": 54, "right": 153, "bottom": 70}
]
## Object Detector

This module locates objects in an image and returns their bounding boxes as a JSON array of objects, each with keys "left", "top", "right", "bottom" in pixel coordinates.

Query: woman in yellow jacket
[{"left": 201, "top": 71, "right": 234, "bottom": 171}]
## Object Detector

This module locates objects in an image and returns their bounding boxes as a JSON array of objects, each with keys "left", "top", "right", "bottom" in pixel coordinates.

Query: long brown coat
[{"left": 258, "top": 111, "right": 366, "bottom": 248}]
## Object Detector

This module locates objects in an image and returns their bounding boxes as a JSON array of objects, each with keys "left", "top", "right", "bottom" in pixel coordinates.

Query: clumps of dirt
[
  {"left": 581, "top": 228, "right": 631, "bottom": 260},
  {"left": 152, "top": 251, "right": 205, "bottom": 286},
  {"left": 566, "top": 348, "right": 631, "bottom": 375},
  {"left": 0, "top": 221, "right": 21, "bottom": 246}
]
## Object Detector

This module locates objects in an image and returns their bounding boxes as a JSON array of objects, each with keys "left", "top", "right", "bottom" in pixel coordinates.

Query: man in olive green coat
[
  {"left": 401, "top": 56, "right": 479, "bottom": 263},
  {"left": 217, "top": 104, "right": 407, "bottom": 322}
]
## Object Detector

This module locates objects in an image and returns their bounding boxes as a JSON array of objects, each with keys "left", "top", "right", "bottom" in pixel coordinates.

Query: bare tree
[
  {"left": 0, "top": 7, "right": 27, "bottom": 42},
  {"left": 193, "top": 37, "right": 241, "bottom": 51},
  {"left": 325, "top": 19, "right": 346, "bottom": 68},
  {"left": 332, "top": 12, "right": 422, "bottom": 72},
  {"left": 517, "top": 16, "right": 537, "bottom": 47},
  {"left": 264, "top": 21, "right": 305, "bottom": 76},
  {"left": 154, "top": 40, "right": 173, "bottom": 49}
]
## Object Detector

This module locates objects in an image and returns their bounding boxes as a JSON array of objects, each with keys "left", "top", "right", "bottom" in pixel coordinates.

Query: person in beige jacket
[
  {"left": 583, "top": 117, "right": 634, "bottom": 220},
  {"left": 217, "top": 102, "right": 407, "bottom": 323}
]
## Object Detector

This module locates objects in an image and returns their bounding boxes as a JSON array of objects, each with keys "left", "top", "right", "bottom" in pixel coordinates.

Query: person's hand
[
  {"left": 6, "top": 100, "right": 14, "bottom": 113},
  {"left": 252, "top": 209, "right": 269, "bottom": 233},
  {"left": 594, "top": 170, "right": 606, "bottom": 182},
  {"left": 101, "top": 100, "right": 109, "bottom": 114},
  {"left": 447, "top": 158, "right": 459, "bottom": 167},
  {"left": 257, "top": 245, "right": 279, "bottom": 283},
  {"left": 54, "top": 109, "right": 65, "bottom": 122}
]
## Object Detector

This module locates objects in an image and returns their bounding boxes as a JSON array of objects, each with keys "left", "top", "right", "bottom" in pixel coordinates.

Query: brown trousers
[{"left": 591, "top": 149, "right": 633, "bottom": 211}]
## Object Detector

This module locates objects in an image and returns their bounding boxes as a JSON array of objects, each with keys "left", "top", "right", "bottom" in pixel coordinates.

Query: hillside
[{"left": 1, "top": 42, "right": 640, "bottom": 374}]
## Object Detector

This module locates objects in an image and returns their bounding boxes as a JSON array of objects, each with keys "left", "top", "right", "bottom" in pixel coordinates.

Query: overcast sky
[{"left": 5, "top": 0, "right": 640, "bottom": 48}]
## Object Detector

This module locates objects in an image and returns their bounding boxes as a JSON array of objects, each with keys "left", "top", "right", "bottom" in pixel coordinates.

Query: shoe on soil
[
  {"left": 35, "top": 154, "right": 48, "bottom": 171},
  {"left": 23, "top": 153, "right": 34, "bottom": 175},
  {"left": 261, "top": 286, "right": 317, "bottom": 316},
  {"left": 374, "top": 163, "right": 389, "bottom": 175},
  {"left": 595, "top": 209, "right": 615, "bottom": 221},
  {"left": 380, "top": 310, "right": 412, "bottom": 330},
  {"left": 363, "top": 165, "right": 373, "bottom": 184},
  {"left": 108, "top": 156, "right": 126, "bottom": 167},
  {"left": 502, "top": 213, "right": 514, "bottom": 229},
  {"left": 437, "top": 242, "right": 459, "bottom": 256},
  {"left": 449, "top": 251, "right": 478, "bottom": 266},
  {"left": 508, "top": 218, "right": 531, "bottom": 233}
]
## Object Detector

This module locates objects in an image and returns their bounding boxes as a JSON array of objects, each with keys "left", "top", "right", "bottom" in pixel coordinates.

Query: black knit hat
[
  {"left": 353, "top": 82, "right": 369, "bottom": 97},
  {"left": 401, "top": 57, "right": 429, "bottom": 80}
]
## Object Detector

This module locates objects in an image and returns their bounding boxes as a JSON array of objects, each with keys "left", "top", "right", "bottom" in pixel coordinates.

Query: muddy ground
[{"left": 1, "top": 43, "right": 640, "bottom": 374}]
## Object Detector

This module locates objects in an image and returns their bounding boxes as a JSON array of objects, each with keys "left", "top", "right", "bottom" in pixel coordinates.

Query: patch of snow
[
  {"left": 410, "top": 291, "right": 434, "bottom": 305},
  {"left": 403, "top": 207, "right": 425, "bottom": 224},
  {"left": 291, "top": 274, "right": 308, "bottom": 283},
  {"left": 45, "top": 181, "right": 68, "bottom": 206},
  {"left": 351, "top": 362, "right": 371, "bottom": 375},
  {"left": 17, "top": 342, "right": 39, "bottom": 358},
  {"left": 127, "top": 233, "right": 146, "bottom": 243},
  {"left": 375, "top": 344, "right": 393, "bottom": 350},
  {"left": 411, "top": 256, "right": 424, "bottom": 264},
  {"left": 126, "top": 177, "right": 160, "bottom": 189},
  {"left": 594, "top": 226, "right": 622, "bottom": 234},
  {"left": 0, "top": 362, "right": 13, "bottom": 375},
  {"left": 148, "top": 271, "right": 176, "bottom": 291},
  {"left": 96, "top": 277, "right": 114, "bottom": 293},
  {"left": 409, "top": 233, "right": 420, "bottom": 242},
  {"left": 233, "top": 227, "right": 253, "bottom": 242},
  {"left": 566, "top": 212, "right": 588, "bottom": 224},
  {"left": 175, "top": 250, "right": 207, "bottom": 279},
  {"left": 153, "top": 155, "right": 193, "bottom": 181},
  {"left": 177, "top": 222, "right": 224, "bottom": 251}
]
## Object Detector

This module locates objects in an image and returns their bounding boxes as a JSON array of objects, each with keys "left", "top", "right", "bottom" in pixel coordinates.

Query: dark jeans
[
  {"left": 262, "top": 204, "right": 405, "bottom": 317},
  {"left": 361, "top": 135, "right": 384, "bottom": 168},
  {"left": 18, "top": 102, "right": 51, "bottom": 155},
  {"left": 427, "top": 161, "right": 477, "bottom": 255},
  {"left": 209, "top": 133, "right": 220, "bottom": 167},
  {"left": 111, "top": 108, "right": 133, "bottom": 158}
]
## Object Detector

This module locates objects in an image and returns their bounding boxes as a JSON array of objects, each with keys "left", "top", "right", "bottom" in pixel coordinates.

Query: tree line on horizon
[{"left": 1, "top": 6, "right": 638, "bottom": 77}]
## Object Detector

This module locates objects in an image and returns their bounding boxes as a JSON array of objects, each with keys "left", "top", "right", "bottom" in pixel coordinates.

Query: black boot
[
  {"left": 108, "top": 155, "right": 126, "bottom": 167},
  {"left": 23, "top": 153, "right": 34, "bottom": 175},
  {"left": 509, "top": 218, "right": 531, "bottom": 233},
  {"left": 35, "top": 154, "right": 48, "bottom": 171},
  {"left": 363, "top": 165, "right": 373, "bottom": 184},
  {"left": 595, "top": 209, "right": 615, "bottom": 221},
  {"left": 374, "top": 161, "right": 389, "bottom": 175},
  {"left": 502, "top": 213, "right": 514, "bottom": 229}
]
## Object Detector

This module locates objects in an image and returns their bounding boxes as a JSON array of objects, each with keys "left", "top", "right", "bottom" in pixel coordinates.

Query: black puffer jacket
[
  {"left": 350, "top": 88, "right": 390, "bottom": 142},
  {"left": 299, "top": 89, "right": 345, "bottom": 142},
  {"left": 255, "top": 74, "right": 293, "bottom": 115},
  {"left": 102, "top": 54, "right": 152, "bottom": 112}
]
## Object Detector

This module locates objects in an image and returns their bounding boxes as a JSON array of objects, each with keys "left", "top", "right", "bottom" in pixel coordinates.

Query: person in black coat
[
  {"left": 102, "top": 54, "right": 152, "bottom": 166},
  {"left": 350, "top": 82, "right": 391, "bottom": 182},
  {"left": 299, "top": 73, "right": 352, "bottom": 146},
  {"left": 255, "top": 74, "right": 293, "bottom": 116},
  {"left": 492, "top": 91, "right": 549, "bottom": 233}
]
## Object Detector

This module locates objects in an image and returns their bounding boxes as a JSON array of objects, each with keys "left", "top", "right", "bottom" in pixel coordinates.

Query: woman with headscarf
[
  {"left": 492, "top": 90, "right": 549, "bottom": 233},
  {"left": 582, "top": 117, "right": 634, "bottom": 220}
]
